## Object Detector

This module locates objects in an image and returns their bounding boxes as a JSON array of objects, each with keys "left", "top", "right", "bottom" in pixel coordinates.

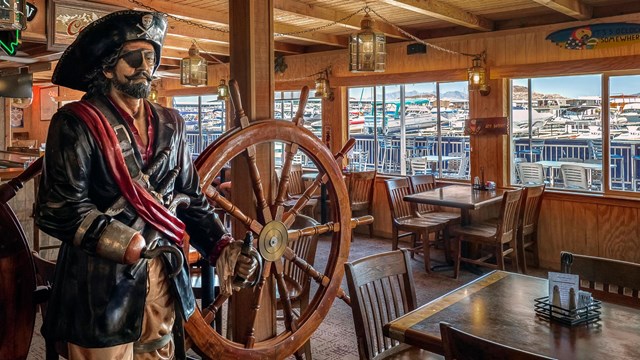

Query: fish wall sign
[{"left": 547, "top": 22, "right": 640, "bottom": 50}]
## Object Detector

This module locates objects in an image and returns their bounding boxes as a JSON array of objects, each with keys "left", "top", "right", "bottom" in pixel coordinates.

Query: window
[
  {"left": 509, "top": 74, "right": 640, "bottom": 193},
  {"left": 173, "top": 95, "right": 227, "bottom": 157},
  {"left": 274, "top": 91, "right": 322, "bottom": 168},
  {"left": 347, "top": 82, "right": 469, "bottom": 179}
]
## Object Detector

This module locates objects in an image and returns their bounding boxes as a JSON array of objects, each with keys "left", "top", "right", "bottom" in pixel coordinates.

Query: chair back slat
[
  {"left": 284, "top": 215, "right": 319, "bottom": 297},
  {"left": 440, "top": 322, "right": 556, "bottom": 360},
  {"left": 521, "top": 185, "right": 545, "bottom": 236},
  {"left": 348, "top": 171, "right": 376, "bottom": 209},
  {"left": 288, "top": 163, "right": 306, "bottom": 195},
  {"left": 561, "top": 251, "right": 640, "bottom": 308},
  {"left": 384, "top": 178, "right": 414, "bottom": 221},
  {"left": 408, "top": 174, "right": 437, "bottom": 213},
  {"left": 495, "top": 189, "right": 524, "bottom": 244},
  {"left": 345, "top": 250, "right": 417, "bottom": 360}
]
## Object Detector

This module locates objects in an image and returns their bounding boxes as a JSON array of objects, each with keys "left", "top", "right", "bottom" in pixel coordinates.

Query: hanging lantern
[
  {"left": 148, "top": 84, "right": 158, "bottom": 102},
  {"left": 217, "top": 79, "right": 229, "bottom": 101},
  {"left": 180, "top": 42, "right": 208, "bottom": 87},
  {"left": 314, "top": 70, "right": 330, "bottom": 98},
  {"left": 0, "top": 0, "right": 27, "bottom": 31},
  {"left": 349, "top": 11, "right": 386, "bottom": 72},
  {"left": 468, "top": 53, "right": 487, "bottom": 91}
]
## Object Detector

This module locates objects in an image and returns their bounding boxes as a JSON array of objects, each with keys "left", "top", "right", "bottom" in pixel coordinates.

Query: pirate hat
[{"left": 52, "top": 10, "right": 167, "bottom": 92}]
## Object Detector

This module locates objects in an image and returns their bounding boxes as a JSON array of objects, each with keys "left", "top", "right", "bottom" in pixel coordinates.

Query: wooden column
[
  {"left": 322, "top": 86, "right": 348, "bottom": 155},
  {"left": 468, "top": 78, "right": 510, "bottom": 188},
  {"left": 228, "top": 0, "right": 276, "bottom": 342}
]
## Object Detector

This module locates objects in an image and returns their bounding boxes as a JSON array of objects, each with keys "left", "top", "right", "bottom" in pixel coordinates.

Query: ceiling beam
[
  {"left": 89, "top": 0, "right": 345, "bottom": 47},
  {"left": 275, "top": 23, "right": 349, "bottom": 47},
  {"left": 273, "top": 0, "right": 408, "bottom": 40},
  {"left": 377, "top": 0, "right": 493, "bottom": 32},
  {"left": 530, "top": 0, "right": 592, "bottom": 20}
]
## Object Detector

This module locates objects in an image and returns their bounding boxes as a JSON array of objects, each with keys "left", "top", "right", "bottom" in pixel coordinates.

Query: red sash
[{"left": 66, "top": 101, "right": 185, "bottom": 246}]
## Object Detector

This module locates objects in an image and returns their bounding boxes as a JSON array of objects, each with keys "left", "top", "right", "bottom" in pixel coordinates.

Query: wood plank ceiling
[{"left": 3, "top": 0, "right": 640, "bottom": 83}]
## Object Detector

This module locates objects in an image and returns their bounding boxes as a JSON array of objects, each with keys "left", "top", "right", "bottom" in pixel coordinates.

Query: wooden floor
[{"left": 26, "top": 233, "right": 546, "bottom": 359}]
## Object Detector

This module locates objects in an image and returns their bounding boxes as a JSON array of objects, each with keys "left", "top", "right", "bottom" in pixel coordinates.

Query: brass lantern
[
  {"left": 217, "top": 79, "right": 229, "bottom": 101},
  {"left": 314, "top": 70, "right": 330, "bottom": 98},
  {"left": 180, "top": 43, "right": 208, "bottom": 87},
  {"left": 349, "top": 12, "right": 386, "bottom": 72},
  {"left": 0, "top": 0, "right": 27, "bottom": 31},
  {"left": 468, "top": 53, "right": 487, "bottom": 91}
]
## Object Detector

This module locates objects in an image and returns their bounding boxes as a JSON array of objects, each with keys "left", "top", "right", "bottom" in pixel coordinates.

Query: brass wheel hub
[{"left": 258, "top": 221, "right": 288, "bottom": 261}]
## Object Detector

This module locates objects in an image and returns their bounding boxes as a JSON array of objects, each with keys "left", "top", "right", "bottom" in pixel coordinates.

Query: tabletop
[
  {"left": 383, "top": 270, "right": 640, "bottom": 359},
  {"left": 410, "top": 155, "right": 461, "bottom": 162},
  {"left": 403, "top": 184, "right": 505, "bottom": 210},
  {"left": 536, "top": 160, "right": 603, "bottom": 170}
]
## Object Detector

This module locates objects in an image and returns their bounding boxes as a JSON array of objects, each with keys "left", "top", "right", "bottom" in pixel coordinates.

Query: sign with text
[
  {"left": 47, "top": 0, "right": 121, "bottom": 51},
  {"left": 547, "top": 22, "right": 640, "bottom": 50},
  {"left": 464, "top": 117, "right": 509, "bottom": 136}
]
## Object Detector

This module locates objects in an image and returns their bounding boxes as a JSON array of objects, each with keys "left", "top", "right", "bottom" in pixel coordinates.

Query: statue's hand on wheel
[{"left": 233, "top": 242, "right": 259, "bottom": 280}]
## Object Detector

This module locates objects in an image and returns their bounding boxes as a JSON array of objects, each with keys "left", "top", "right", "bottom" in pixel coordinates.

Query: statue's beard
[{"left": 112, "top": 71, "right": 153, "bottom": 99}]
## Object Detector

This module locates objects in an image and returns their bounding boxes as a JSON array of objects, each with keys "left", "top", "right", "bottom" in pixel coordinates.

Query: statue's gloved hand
[
  {"left": 234, "top": 241, "right": 259, "bottom": 280},
  {"left": 215, "top": 238, "right": 259, "bottom": 295}
]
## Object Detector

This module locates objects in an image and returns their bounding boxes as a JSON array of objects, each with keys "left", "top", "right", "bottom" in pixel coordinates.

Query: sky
[{"left": 514, "top": 74, "right": 640, "bottom": 98}]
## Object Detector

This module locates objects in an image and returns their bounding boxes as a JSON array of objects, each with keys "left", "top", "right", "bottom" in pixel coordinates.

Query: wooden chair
[
  {"left": 384, "top": 178, "right": 449, "bottom": 272},
  {"left": 561, "top": 251, "right": 640, "bottom": 308},
  {"left": 517, "top": 162, "right": 546, "bottom": 185},
  {"left": 560, "top": 164, "right": 589, "bottom": 190},
  {"left": 346, "top": 170, "right": 376, "bottom": 237},
  {"left": 284, "top": 163, "right": 318, "bottom": 218},
  {"left": 408, "top": 174, "right": 461, "bottom": 224},
  {"left": 449, "top": 188, "right": 523, "bottom": 279},
  {"left": 439, "top": 322, "right": 556, "bottom": 360},
  {"left": 408, "top": 174, "right": 461, "bottom": 263},
  {"left": 345, "top": 250, "right": 442, "bottom": 360},
  {"left": 276, "top": 215, "right": 319, "bottom": 359},
  {"left": 517, "top": 185, "right": 545, "bottom": 274}
]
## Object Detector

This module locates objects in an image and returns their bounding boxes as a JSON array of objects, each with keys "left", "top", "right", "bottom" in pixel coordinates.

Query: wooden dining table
[
  {"left": 383, "top": 270, "right": 640, "bottom": 359},
  {"left": 403, "top": 184, "right": 506, "bottom": 225}
]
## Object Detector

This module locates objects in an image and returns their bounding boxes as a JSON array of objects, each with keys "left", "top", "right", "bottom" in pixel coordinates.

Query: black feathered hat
[{"left": 52, "top": 10, "right": 167, "bottom": 92}]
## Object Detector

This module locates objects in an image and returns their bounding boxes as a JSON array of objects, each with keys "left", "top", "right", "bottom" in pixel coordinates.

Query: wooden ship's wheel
[{"left": 186, "top": 81, "right": 371, "bottom": 359}]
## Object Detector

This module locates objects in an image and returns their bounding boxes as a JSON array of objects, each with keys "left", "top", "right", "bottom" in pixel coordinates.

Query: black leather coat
[{"left": 35, "top": 95, "right": 227, "bottom": 347}]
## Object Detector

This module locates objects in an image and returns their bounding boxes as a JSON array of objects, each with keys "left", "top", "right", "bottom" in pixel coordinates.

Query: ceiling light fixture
[
  {"left": 180, "top": 41, "right": 208, "bottom": 87},
  {"left": 349, "top": 7, "right": 386, "bottom": 73}
]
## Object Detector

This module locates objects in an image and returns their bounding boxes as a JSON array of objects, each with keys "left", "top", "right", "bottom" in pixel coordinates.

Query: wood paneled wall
[{"left": 538, "top": 192, "right": 640, "bottom": 270}]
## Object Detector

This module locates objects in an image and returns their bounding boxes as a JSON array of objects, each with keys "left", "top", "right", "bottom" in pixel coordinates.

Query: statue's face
[{"left": 104, "top": 40, "right": 155, "bottom": 99}]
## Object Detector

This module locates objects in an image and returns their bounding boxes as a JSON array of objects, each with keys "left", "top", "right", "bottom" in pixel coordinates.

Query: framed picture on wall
[
  {"left": 47, "top": 0, "right": 122, "bottom": 51},
  {"left": 40, "top": 86, "right": 59, "bottom": 121},
  {"left": 10, "top": 107, "right": 24, "bottom": 128}
]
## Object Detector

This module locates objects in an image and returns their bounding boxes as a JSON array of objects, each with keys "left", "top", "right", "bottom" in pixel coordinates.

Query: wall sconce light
[
  {"left": 217, "top": 79, "right": 229, "bottom": 101},
  {"left": 349, "top": 9, "right": 386, "bottom": 72},
  {"left": 0, "top": 0, "right": 27, "bottom": 31},
  {"left": 314, "top": 69, "right": 331, "bottom": 99},
  {"left": 180, "top": 42, "right": 208, "bottom": 87},
  {"left": 468, "top": 51, "right": 490, "bottom": 95}
]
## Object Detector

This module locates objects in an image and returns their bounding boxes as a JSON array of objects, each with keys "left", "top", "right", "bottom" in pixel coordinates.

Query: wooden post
[
  {"left": 468, "top": 77, "right": 510, "bottom": 188},
  {"left": 228, "top": 0, "right": 277, "bottom": 342}
]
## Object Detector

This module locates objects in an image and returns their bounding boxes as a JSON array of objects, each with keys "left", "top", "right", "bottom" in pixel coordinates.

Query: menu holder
[{"left": 534, "top": 296, "right": 602, "bottom": 326}]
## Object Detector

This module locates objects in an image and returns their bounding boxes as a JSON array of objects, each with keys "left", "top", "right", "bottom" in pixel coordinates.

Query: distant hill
[
  {"left": 441, "top": 90, "right": 468, "bottom": 100},
  {"left": 512, "top": 85, "right": 566, "bottom": 101}
]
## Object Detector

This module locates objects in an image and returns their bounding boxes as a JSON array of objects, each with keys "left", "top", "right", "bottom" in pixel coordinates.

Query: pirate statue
[{"left": 35, "top": 10, "right": 258, "bottom": 359}]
